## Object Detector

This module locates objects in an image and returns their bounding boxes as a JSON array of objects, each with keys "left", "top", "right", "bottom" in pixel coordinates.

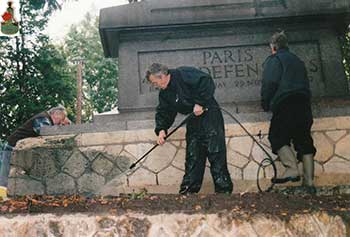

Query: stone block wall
[
  {"left": 0, "top": 212, "right": 347, "bottom": 237},
  {"left": 8, "top": 116, "right": 350, "bottom": 196}
]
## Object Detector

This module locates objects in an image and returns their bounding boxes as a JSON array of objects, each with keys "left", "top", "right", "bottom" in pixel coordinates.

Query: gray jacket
[{"left": 261, "top": 48, "right": 311, "bottom": 112}]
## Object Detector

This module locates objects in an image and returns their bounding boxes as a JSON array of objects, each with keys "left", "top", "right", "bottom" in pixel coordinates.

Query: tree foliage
[
  {"left": 62, "top": 13, "right": 118, "bottom": 121},
  {"left": 0, "top": 0, "right": 75, "bottom": 140},
  {"left": 342, "top": 26, "right": 350, "bottom": 82}
]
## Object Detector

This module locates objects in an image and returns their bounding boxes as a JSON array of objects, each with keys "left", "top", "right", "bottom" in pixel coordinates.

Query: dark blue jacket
[{"left": 261, "top": 48, "right": 311, "bottom": 112}]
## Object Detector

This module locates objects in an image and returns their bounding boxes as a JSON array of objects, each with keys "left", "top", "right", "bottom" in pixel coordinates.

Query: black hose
[
  {"left": 209, "top": 106, "right": 277, "bottom": 192},
  {"left": 129, "top": 113, "right": 194, "bottom": 170}
]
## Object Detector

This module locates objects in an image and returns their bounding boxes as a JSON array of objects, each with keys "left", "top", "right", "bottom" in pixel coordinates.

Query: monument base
[{"left": 8, "top": 100, "right": 350, "bottom": 196}]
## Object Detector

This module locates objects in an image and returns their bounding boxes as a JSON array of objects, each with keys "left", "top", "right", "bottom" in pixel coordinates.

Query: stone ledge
[
  {"left": 21, "top": 115, "right": 350, "bottom": 148},
  {"left": 0, "top": 212, "right": 347, "bottom": 237},
  {"left": 41, "top": 99, "right": 350, "bottom": 136},
  {"left": 9, "top": 115, "right": 350, "bottom": 196}
]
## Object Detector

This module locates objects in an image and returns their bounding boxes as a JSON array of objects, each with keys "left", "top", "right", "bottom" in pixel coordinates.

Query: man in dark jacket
[
  {"left": 146, "top": 63, "right": 233, "bottom": 194},
  {"left": 261, "top": 31, "right": 317, "bottom": 193},
  {"left": 0, "top": 106, "right": 71, "bottom": 200}
]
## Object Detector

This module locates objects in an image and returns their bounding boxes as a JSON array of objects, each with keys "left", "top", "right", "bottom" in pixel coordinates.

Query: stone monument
[
  {"left": 98, "top": 0, "right": 350, "bottom": 121},
  {"left": 9, "top": 0, "right": 350, "bottom": 196}
]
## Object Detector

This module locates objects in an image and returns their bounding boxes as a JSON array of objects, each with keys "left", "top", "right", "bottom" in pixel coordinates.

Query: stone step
[{"left": 0, "top": 192, "right": 349, "bottom": 236}]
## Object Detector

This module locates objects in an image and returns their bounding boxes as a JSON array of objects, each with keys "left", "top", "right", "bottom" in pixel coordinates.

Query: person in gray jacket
[{"left": 261, "top": 31, "right": 317, "bottom": 193}]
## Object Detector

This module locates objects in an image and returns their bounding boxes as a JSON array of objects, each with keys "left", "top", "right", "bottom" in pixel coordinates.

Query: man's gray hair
[
  {"left": 48, "top": 105, "right": 67, "bottom": 116},
  {"left": 270, "top": 31, "right": 288, "bottom": 50},
  {"left": 145, "top": 63, "right": 169, "bottom": 81}
]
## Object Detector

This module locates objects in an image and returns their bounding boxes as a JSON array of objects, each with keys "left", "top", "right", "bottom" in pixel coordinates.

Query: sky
[{"left": 47, "top": 0, "right": 128, "bottom": 42}]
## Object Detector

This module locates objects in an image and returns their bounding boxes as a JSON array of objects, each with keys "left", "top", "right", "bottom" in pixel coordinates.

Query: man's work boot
[
  {"left": 302, "top": 154, "right": 316, "bottom": 194},
  {"left": 272, "top": 145, "right": 300, "bottom": 184}
]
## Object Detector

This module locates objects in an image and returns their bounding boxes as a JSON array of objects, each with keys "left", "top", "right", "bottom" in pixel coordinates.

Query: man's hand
[
  {"left": 193, "top": 104, "right": 204, "bottom": 116},
  {"left": 158, "top": 130, "right": 167, "bottom": 145},
  {"left": 61, "top": 117, "right": 72, "bottom": 125}
]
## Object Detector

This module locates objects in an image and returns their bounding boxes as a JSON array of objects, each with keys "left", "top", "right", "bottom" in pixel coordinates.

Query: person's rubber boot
[
  {"left": 0, "top": 186, "right": 8, "bottom": 202},
  {"left": 272, "top": 146, "right": 300, "bottom": 184},
  {"left": 302, "top": 154, "right": 316, "bottom": 195}
]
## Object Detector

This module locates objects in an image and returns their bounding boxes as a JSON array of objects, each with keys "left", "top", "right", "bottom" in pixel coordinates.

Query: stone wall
[
  {"left": 0, "top": 212, "right": 347, "bottom": 237},
  {"left": 8, "top": 116, "right": 350, "bottom": 196}
]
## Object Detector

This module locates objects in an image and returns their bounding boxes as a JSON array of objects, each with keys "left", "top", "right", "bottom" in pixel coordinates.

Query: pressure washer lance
[{"left": 129, "top": 112, "right": 195, "bottom": 170}]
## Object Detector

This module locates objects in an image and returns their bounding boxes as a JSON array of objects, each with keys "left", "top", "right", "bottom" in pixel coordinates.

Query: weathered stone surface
[
  {"left": 202, "top": 166, "right": 214, "bottom": 189},
  {"left": 313, "top": 132, "right": 334, "bottom": 163},
  {"left": 158, "top": 166, "right": 184, "bottom": 186},
  {"left": 124, "top": 130, "right": 147, "bottom": 143},
  {"left": 243, "top": 161, "right": 262, "bottom": 180},
  {"left": 314, "top": 162, "right": 324, "bottom": 177},
  {"left": 105, "top": 166, "right": 124, "bottom": 183},
  {"left": 289, "top": 213, "right": 346, "bottom": 236},
  {"left": 128, "top": 167, "right": 156, "bottom": 186},
  {"left": 49, "top": 220, "right": 64, "bottom": 237},
  {"left": 51, "top": 149, "right": 74, "bottom": 167},
  {"left": 8, "top": 177, "right": 44, "bottom": 195},
  {"left": 250, "top": 216, "right": 288, "bottom": 236},
  {"left": 46, "top": 173, "right": 76, "bottom": 195},
  {"left": 313, "top": 117, "right": 338, "bottom": 131},
  {"left": 8, "top": 166, "right": 26, "bottom": 178},
  {"left": 324, "top": 156, "right": 350, "bottom": 174},
  {"left": 114, "top": 155, "right": 131, "bottom": 172},
  {"left": 124, "top": 143, "right": 153, "bottom": 162},
  {"left": 143, "top": 143, "right": 177, "bottom": 173},
  {"left": 335, "top": 134, "right": 350, "bottom": 160},
  {"left": 228, "top": 136, "right": 253, "bottom": 157},
  {"left": 62, "top": 150, "right": 88, "bottom": 178},
  {"left": 92, "top": 155, "right": 114, "bottom": 176},
  {"left": 98, "top": 174, "right": 128, "bottom": 196},
  {"left": 0, "top": 209, "right": 348, "bottom": 236},
  {"left": 227, "top": 164, "right": 242, "bottom": 180},
  {"left": 104, "top": 145, "right": 123, "bottom": 156},
  {"left": 326, "top": 130, "right": 347, "bottom": 142},
  {"left": 80, "top": 132, "right": 125, "bottom": 146},
  {"left": 171, "top": 141, "right": 181, "bottom": 147},
  {"left": 8, "top": 117, "right": 350, "bottom": 195},
  {"left": 79, "top": 146, "right": 105, "bottom": 161},
  {"left": 10, "top": 150, "right": 33, "bottom": 171},
  {"left": 335, "top": 116, "right": 350, "bottom": 130},
  {"left": 127, "top": 129, "right": 155, "bottom": 142},
  {"left": 77, "top": 172, "right": 105, "bottom": 194},
  {"left": 227, "top": 150, "right": 249, "bottom": 168},
  {"left": 29, "top": 150, "right": 59, "bottom": 179},
  {"left": 15, "top": 135, "right": 75, "bottom": 150},
  {"left": 172, "top": 148, "right": 186, "bottom": 171},
  {"left": 251, "top": 142, "right": 276, "bottom": 164}
]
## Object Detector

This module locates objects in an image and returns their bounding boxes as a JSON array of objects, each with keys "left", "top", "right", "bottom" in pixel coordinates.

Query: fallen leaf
[
  {"left": 63, "top": 199, "right": 69, "bottom": 207},
  {"left": 1, "top": 205, "right": 8, "bottom": 212},
  {"left": 149, "top": 196, "right": 159, "bottom": 200},
  {"left": 109, "top": 208, "right": 117, "bottom": 214}
]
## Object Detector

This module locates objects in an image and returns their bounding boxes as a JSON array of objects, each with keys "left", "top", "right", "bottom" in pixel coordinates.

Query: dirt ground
[{"left": 0, "top": 191, "right": 349, "bottom": 222}]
